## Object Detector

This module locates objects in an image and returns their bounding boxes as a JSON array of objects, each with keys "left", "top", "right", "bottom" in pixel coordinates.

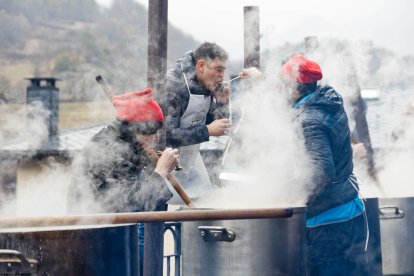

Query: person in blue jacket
[{"left": 278, "top": 53, "right": 369, "bottom": 275}]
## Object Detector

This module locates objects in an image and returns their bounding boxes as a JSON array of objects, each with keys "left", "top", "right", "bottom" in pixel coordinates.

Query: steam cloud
[
  {"left": 201, "top": 36, "right": 414, "bottom": 209},
  {"left": 1, "top": 35, "right": 414, "bottom": 217}
]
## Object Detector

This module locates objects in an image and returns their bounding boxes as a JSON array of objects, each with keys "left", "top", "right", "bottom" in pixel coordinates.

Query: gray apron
[{"left": 167, "top": 89, "right": 213, "bottom": 205}]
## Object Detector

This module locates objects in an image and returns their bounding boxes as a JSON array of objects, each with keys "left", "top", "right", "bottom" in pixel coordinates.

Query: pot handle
[
  {"left": 0, "top": 249, "right": 38, "bottom": 274},
  {"left": 379, "top": 205, "right": 404, "bottom": 219},
  {"left": 198, "top": 226, "right": 236, "bottom": 242}
]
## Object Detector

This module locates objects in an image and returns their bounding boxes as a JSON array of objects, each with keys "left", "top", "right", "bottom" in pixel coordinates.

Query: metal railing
[
  {"left": 0, "top": 208, "right": 293, "bottom": 276},
  {"left": 163, "top": 222, "right": 181, "bottom": 276}
]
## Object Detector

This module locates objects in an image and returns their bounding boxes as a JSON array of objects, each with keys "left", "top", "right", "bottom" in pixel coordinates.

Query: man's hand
[
  {"left": 207, "top": 118, "right": 232, "bottom": 136},
  {"left": 154, "top": 148, "right": 179, "bottom": 178},
  {"left": 352, "top": 143, "right": 367, "bottom": 159}
]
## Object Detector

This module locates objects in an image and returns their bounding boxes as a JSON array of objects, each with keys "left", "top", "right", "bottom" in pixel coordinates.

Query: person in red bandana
[
  {"left": 67, "top": 88, "right": 179, "bottom": 275},
  {"left": 243, "top": 54, "right": 369, "bottom": 275},
  {"left": 67, "top": 88, "right": 178, "bottom": 214}
]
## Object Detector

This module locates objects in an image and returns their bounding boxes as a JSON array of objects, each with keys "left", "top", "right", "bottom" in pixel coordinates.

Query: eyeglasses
[{"left": 205, "top": 62, "right": 226, "bottom": 74}]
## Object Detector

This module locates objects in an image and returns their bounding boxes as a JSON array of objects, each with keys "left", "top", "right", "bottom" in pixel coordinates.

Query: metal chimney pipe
[
  {"left": 25, "top": 77, "right": 60, "bottom": 145},
  {"left": 244, "top": 6, "right": 260, "bottom": 69},
  {"left": 146, "top": 1, "right": 168, "bottom": 275},
  {"left": 147, "top": 0, "right": 168, "bottom": 95},
  {"left": 147, "top": 0, "right": 168, "bottom": 151},
  {"left": 304, "top": 35, "right": 318, "bottom": 55}
]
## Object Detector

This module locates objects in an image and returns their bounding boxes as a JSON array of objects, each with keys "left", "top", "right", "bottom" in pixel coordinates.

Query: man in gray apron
[{"left": 162, "top": 42, "right": 232, "bottom": 204}]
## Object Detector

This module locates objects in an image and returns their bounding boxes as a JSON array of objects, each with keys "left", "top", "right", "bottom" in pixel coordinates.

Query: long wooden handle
[
  {"left": 0, "top": 208, "right": 294, "bottom": 228},
  {"left": 95, "top": 75, "right": 114, "bottom": 99},
  {"left": 144, "top": 148, "right": 195, "bottom": 208},
  {"left": 95, "top": 75, "right": 195, "bottom": 207},
  {"left": 166, "top": 174, "right": 195, "bottom": 207}
]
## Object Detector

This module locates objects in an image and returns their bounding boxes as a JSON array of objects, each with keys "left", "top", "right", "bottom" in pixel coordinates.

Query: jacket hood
[
  {"left": 302, "top": 85, "right": 343, "bottom": 112},
  {"left": 167, "top": 50, "right": 211, "bottom": 96},
  {"left": 168, "top": 51, "right": 196, "bottom": 81}
]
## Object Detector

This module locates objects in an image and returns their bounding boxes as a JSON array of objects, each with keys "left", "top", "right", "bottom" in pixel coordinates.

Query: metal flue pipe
[
  {"left": 147, "top": 0, "right": 168, "bottom": 97},
  {"left": 244, "top": 6, "right": 260, "bottom": 69}
]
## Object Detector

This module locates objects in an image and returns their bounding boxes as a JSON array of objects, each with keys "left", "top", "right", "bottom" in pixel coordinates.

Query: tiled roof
[
  {"left": 2, "top": 87, "right": 408, "bottom": 159},
  {"left": 0, "top": 123, "right": 230, "bottom": 159},
  {"left": 0, "top": 124, "right": 106, "bottom": 158}
]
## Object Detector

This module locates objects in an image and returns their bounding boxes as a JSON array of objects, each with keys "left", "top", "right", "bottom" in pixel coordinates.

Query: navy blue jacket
[{"left": 295, "top": 85, "right": 358, "bottom": 218}]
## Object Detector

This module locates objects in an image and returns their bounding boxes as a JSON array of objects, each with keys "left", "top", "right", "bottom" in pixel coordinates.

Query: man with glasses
[
  {"left": 67, "top": 88, "right": 179, "bottom": 214},
  {"left": 161, "top": 42, "right": 232, "bottom": 205},
  {"left": 67, "top": 88, "right": 180, "bottom": 275}
]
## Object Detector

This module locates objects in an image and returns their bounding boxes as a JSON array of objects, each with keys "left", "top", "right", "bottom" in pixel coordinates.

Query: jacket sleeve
[
  {"left": 68, "top": 129, "right": 173, "bottom": 214},
  {"left": 104, "top": 160, "right": 173, "bottom": 212},
  {"left": 127, "top": 172, "right": 173, "bottom": 212},
  {"left": 301, "top": 120, "right": 336, "bottom": 189},
  {"left": 164, "top": 81, "right": 210, "bottom": 147}
]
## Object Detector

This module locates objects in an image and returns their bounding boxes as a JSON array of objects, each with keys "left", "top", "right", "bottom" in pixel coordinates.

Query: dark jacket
[
  {"left": 163, "top": 51, "right": 229, "bottom": 148},
  {"left": 67, "top": 120, "right": 172, "bottom": 214},
  {"left": 295, "top": 85, "right": 358, "bottom": 218}
]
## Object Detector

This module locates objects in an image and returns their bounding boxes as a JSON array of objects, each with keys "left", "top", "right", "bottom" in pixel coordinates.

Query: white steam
[
  {"left": 372, "top": 92, "right": 414, "bottom": 198},
  {"left": 0, "top": 101, "right": 49, "bottom": 148},
  {"left": 200, "top": 77, "right": 313, "bottom": 209},
  {"left": 203, "top": 36, "right": 414, "bottom": 209},
  {"left": 15, "top": 158, "right": 71, "bottom": 216},
  {"left": 2, "top": 34, "right": 414, "bottom": 219}
]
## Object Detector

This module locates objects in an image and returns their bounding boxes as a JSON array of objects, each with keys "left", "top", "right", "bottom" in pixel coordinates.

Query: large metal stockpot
[
  {"left": 181, "top": 207, "right": 306, "bottom": 276},
  {"left": 379, "top": 197, "right": 414, "bottom": 275},
  {"left": 0, "top": 223, "right": 139, "bottom": 275}
]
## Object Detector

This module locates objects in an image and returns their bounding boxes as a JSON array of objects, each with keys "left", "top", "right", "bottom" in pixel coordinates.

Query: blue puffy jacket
[{"left": 295, "top": 85, "right": 358, "bottom": 218}]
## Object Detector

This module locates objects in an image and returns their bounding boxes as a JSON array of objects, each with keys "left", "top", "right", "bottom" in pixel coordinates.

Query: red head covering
[
  {"left": 112, "top": 88, "right": 164, "bottom": 122},
  {"left": 279, "top": 54, "right": 323, "bottom": 84}
]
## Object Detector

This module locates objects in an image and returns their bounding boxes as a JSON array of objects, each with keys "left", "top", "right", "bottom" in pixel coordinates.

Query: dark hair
[
  {"left": 280, "top": 77, "right": 318, "bottom": 95},
  {"left": 297, "top": 82, "right": 318, "bottom": 95},
  {"left": 120, "top": 120, "right": 163, "bottom": 136},
  {"left": 193, "top": 42, "right": 228, "bottom": 63}
]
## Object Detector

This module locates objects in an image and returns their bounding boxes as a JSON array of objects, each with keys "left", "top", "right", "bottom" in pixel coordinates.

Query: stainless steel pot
[
  {"left": 181, "top": 207, "right": 306, "bottom": 276},
  {"left": 379, "top": 197, "right": 414, "bottom": 275},
  {"left": 0, "top": 223, "right": 139, "bottom": 276},
  {"left": 364, "top": 197, "right": 383, "bottom": 275}
]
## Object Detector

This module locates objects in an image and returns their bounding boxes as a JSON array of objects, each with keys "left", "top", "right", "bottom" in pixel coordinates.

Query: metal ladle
[{"left": 222, "top": 75, "right": 241, "bottom": 85}]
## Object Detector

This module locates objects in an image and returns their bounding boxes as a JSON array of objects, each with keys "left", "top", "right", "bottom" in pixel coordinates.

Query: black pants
[{"left": 307, "top": 214, "right": 369, "bottom": 276}]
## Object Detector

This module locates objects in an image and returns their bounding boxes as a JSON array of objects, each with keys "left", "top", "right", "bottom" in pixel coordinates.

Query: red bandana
[
  {"left": 280, "top": 54, "right": 323, "bottom": 84},
  {"left": 112, "top": 88, "right": 164, "bottom": 122}
]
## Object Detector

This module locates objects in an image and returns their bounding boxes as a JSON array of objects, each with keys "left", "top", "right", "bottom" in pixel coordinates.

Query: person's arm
[
  {"left": 131, "top": 172, "right": 173, "bottom": 211},
  {"left": 82, "top": 142, "right": 175, "bottom": 212},
  {"left": 164, "top": 82, "right": 210, "bottom": 147},
  {"left": 125, "top": 147, "right": 179, "bottom": 211},
  {"left": 301, "top": 121, "right": 336, "bottom": 189},
  {"left": 103, "top": 160, "right": 173, "bottom": 212}
]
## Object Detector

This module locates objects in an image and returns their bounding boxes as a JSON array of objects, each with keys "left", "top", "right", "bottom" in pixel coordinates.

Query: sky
[{"left": 96, "top": 0, "right": 414, "bottom": 60}]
